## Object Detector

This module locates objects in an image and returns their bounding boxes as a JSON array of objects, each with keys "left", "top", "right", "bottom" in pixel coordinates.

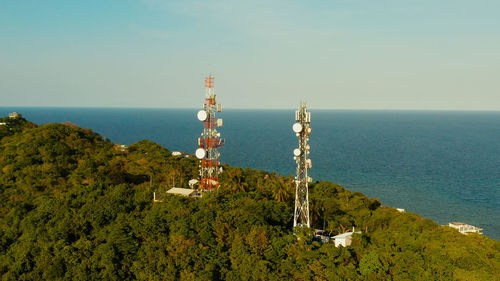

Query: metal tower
[
  {"left": 195, "top": 75, "right": 224, "bottom": 191},
  {"left": 293, "top": 102, "right": 312, "bottom": 228}
]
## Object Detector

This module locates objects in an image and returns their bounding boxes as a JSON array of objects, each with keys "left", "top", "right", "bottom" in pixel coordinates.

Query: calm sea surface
[{"left": 1, "top": 107, "right": 499, "bottom": 240}]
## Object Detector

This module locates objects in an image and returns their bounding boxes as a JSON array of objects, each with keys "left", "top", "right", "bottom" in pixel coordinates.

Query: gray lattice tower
[{"left": 293, "top": 102, "right": 312, "bottom": 228}]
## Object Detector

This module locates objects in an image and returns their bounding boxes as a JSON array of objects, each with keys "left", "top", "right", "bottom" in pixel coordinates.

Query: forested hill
[
  {"left": 0, "top": 116, "right": 36, "bottom": 140},
  {"left": 0, "top": 120, "right": 498, "bottom": 280}
]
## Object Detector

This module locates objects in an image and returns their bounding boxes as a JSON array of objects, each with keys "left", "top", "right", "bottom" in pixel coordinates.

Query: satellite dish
[
  {"left": 292, "top": 123, "right": 303, "bottom": 133},
  {"left": 195, "top": 148, "right": 206, "bottom": 159},
  {"left": 197, "top": 110, "right": 208, "bottom": 121},
  {"left": 293, "top": 148, "right": 302, "bottom": 157}
]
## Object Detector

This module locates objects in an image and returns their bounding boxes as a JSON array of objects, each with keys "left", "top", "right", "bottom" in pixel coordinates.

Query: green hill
[
  {"left": 0, "top": 116, "right": 36, "bottom": 140},
  {"left": 0, "top": 120, "right": 498, "bottom": 280}
]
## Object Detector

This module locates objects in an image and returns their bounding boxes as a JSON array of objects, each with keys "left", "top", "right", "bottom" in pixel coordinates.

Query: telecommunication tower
[
  {"left": 195, "top": 75, "right": 224, "bottom": 191},
  {"left": 293, "top": 102, "right": 312, "bottom": 228}
]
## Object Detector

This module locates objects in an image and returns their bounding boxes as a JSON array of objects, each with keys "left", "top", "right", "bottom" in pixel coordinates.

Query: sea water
[{"left": 1, "top": 107, "right": 499, "bottom": 239}]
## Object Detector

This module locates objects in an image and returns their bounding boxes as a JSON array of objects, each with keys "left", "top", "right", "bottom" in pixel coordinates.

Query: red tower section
[{"left": 195, "top": 75, "right": 224, "bottom": 191}]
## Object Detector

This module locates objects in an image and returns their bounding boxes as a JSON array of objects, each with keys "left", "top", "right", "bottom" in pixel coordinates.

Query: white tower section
[{"left": 293, "top": 102, "right": 312, "bottom": 228}]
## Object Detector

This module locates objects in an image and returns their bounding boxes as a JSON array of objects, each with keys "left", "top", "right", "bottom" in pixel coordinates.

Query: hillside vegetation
[{"left": 0, "top": 120, "right": 498, "bottom": 280}]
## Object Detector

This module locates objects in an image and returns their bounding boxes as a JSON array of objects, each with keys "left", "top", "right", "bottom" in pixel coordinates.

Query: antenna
[
  {"left": 195, "top": 75, "right": 225, "bottom": 191},
  {"left": 293, "top": 101, "right": 312, "bottom": 228}
]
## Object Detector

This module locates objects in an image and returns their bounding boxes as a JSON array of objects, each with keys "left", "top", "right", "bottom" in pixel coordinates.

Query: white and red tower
[{"left": 195, "top": 75, "right": 224, "bottom": 191}]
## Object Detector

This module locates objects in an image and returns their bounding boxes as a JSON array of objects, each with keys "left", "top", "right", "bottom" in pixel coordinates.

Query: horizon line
[{"left": 1, "top": 106, "right": 500, "bottom": 113}]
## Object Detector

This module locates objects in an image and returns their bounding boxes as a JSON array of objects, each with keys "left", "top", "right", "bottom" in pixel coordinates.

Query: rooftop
[
  {"left": 448, "top": 222, "right": 483, "bottom": 235},
  {"left": 333, "top": 231, "right": 362, "bottom": 239},
  {"left": 449, "top": 222, "right": 468, "bottom": 226},
  {"left": 166, "top": 187, "right": 199, "bottom": 197}
]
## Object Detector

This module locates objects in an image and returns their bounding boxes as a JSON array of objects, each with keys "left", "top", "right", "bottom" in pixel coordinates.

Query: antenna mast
[
  {"left": 195, "top": 75, "right": 224, "bottom": 190},
  {"left": 293, "top": 102, "right": 312, "bottom": 228}
]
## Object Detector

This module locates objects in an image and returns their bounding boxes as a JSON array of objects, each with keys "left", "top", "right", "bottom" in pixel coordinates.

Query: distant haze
[{"left": 1, "top": 0, "right": 499, "bottom": 110}]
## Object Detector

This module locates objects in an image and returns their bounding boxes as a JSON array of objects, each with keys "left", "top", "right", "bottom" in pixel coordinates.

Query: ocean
[{"left": 1, "top": 107, "right": 499, "bottom": 240}]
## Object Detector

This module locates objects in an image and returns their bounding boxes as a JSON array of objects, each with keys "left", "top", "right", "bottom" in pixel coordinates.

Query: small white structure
[
  {"left": 396, "top": 208, "right": 405, "bottom": 213},
  {"left": 333, "top": 230, "right": 362, "bottom": 247},
  {"left": 448, "top": 222, "right": 483, "bottom": 235},
  {"left": 188, "top": 179, "right": 199, "bottom": 188},
  {"left": 8, "top": 112, "right": 22, "bottom": 119},
  {"left": 166, "top": 187, "right": 200, "bottom": 198},
  {"left": 172, "top": 151, "right": 182, "bottom": 156},
  {"left": 153, "top": 192, "right": 163, "bottom": 202},
  {"left": 0, "top": 122, "right": 6, "bottom": 126}
]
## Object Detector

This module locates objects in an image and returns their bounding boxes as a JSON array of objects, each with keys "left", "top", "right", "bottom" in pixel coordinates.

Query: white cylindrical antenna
[
  {"left": 292, "top": 123, "right": 303, "bottom": 133},
  {"left": 195, "top": 148, "right": 206, "bottom": 159},
  {"left": 197, "top": 110, "right": 208, "bottom": 121}
]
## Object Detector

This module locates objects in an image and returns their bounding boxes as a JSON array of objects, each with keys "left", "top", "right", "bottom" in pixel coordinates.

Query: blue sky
[{"left": 1, "top": 0, "right": 499, "bottom": 110}]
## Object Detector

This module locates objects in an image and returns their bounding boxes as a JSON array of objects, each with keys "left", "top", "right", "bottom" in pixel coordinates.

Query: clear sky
[{"left": 1, "top": 0, "right": 499, "bottom": 110}]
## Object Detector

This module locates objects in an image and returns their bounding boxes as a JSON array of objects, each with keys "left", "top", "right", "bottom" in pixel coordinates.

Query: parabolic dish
[
  {"left": 197, "top": 110, "right": 208, "bottom": 121},
  {"left": 293, "top": 148, "right": 302, "bottom": 157},
  {"left": 292, "top": 123, "right": 303, "bottom": 133},
  {"left": 195, "top": 148, "right": 206, "bottom": 159}
]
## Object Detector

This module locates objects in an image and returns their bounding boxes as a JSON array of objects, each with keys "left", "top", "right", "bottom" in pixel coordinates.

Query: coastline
[{"left": 1, "top": 107, "right": 499, "bottom": 240}]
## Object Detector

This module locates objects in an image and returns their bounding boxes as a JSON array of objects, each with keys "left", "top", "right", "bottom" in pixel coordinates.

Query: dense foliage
[
  {"left": 0, "top": 117, "right": 35, "bottom": 140},
  {"left": 0, "top": 120, "right": 498, "bottom": 280}
]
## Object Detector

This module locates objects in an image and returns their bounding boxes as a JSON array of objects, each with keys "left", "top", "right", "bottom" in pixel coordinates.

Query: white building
[
  {"left": 172, "top": 151, "right": 182, "bottom": 156},
  {"left": 448, "top": 222, "right": 483, "bottom": 235},
  {"left": 396, "top": 208, "right": 405, "bottom": 213},
  {"left": 0, "top": 122, "right": 6, "bottom": 126},
  {"left": 166, "top": 187, "right": 200, "bottom": 198},
  {"left": 332, "top": 231, "right": 362, "bottom": 247},
  {"left": 8, "top": 112, "right": 22, "bottom": 119}
]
